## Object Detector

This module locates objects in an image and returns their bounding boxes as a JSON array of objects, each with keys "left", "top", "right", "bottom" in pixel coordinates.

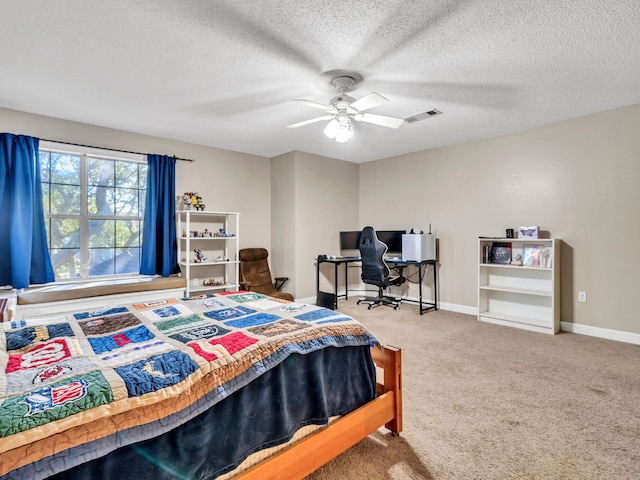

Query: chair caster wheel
[
  {"left": 368, "top": 305, "right": 372, "bottom": 310},
  {"left": 357, "top": 300, "right": 362, "bottom": 305},
  {"left": 394, "top": 305, "right": 399, "bottom": 310}
]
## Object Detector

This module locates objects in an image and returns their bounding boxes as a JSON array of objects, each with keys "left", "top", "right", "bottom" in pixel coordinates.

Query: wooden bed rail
[{"left": 237, "top": 344, "right": 402, "bottom": 479}]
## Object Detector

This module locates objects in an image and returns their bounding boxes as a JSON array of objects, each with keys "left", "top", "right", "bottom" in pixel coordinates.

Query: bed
[{"left": 0, "top": 291, "right": 402, "bottom": 479}]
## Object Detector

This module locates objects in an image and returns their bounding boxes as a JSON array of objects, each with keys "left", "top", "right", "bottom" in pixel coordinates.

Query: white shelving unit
[
  {"left": 478, "top": 237, "right": 560, "bottom": 334},
  {"left": 177, "top": 211, "right": 240, "bottom": 297}
]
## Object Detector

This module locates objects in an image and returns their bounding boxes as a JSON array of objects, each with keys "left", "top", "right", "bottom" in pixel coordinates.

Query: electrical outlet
[{"left": 578, "top": 291, "right": 587, "bottom": 303}]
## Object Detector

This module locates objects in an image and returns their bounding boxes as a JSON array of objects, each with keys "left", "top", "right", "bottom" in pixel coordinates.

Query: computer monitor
[
  {"left": 376, "top": 230, "right": 406, "bottom": 255},
  {"left": 340, "top": 229, "right": 406, "bottom": 255},
  {"left": 339, "top": 231, "right": 361, "bottom": 251}
]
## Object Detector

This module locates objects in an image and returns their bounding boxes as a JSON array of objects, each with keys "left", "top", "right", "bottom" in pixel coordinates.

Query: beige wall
[
  {"left": 3, "top": 104, "right": 639, "bottom": 337},
  {"left": 271, "top": 152, "right": 296, "bottom": 296},
  {"left": 270, "top": 151, "right": 360, "bottom": 299},
  {"left": 0, "top": 107, "right": 272, "bottom": 251},
  {"left": 292, "top": 152, "right": 360, "bottom": 299},
  {"left": 359, "top": 104, "right": 640, "bottom": 334}
]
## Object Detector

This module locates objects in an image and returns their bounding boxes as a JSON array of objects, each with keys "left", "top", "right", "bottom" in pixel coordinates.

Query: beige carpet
[{"left": 305, "top": 299, "right": 640, "bottom": 480}]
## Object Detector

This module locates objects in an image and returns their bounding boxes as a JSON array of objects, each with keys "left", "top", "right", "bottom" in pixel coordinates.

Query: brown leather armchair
[{"left": 238, "top": 248, "right": 294, "bottom": 301}]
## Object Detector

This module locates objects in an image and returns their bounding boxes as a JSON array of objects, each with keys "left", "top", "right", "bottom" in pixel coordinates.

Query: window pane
[
  {"left": 50, "top": 184, "right": 81, "bottom": 215},
  {"left": 88, "top": 219, "right": 114, "bottom": 247},
  {"left": 51, "top": 248, "right": 81, "bottom": 279},
  {"left": 138, "top": 164, "right": 147, "bottom": 189},
  {"left": 139, "top": 190, "right": 146, "bottom": 217},
  {"left": 114, "top": 188, "right": 139, "bottom": 216},
  {"left": 88, "top": 185, "right": 115, "bottom": 215},
  {"left": 39, "top": 152, "right": 50, "bottom": 182},
  {"left": 41, "top": 183, "right": 50, "bottom": 214},
  {"left": 89, "top": 248, "right": 115, "bottom": 276},
  {"left": 116, "top": 247, "right": 140, "bottom": 274},
  {"left": 88, "top": 157, "right": 114, "bottom": 186},
  {"left": 51, "top": 218, "right": 81, "bottom": 248},
  {"left": 115, "top": 161, "right": 139, "bottom": 188},
  {"left": 116, "top": 220, "right": 141, "bottom": 247},
  {"left": 50, "top": 153, "right": 80, "bottom": 185}
]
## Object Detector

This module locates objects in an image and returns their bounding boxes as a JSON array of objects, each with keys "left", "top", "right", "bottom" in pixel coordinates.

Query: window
[{"left": 39, "top": 144, "right": 147, "bottom": 280}]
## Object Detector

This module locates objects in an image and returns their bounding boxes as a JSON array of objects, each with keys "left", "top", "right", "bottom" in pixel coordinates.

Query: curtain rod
[{"left": 40, "top": 138, "right": 195, "bottom": 163}]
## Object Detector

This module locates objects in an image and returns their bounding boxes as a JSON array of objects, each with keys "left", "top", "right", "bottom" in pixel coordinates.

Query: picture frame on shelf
[
  {"left": 518, "top": 226, "right": 540, "bottom": 239},
  {"left": 491, "top": 242, "right": 512, "bottom": 264},
  {"left": 522, "top": 244, "right": 551, "bottom": 267}
]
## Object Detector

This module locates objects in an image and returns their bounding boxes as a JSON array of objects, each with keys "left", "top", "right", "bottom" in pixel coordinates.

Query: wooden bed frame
[{"left": 237, "top": 344, "right": 402, "bottom": 479}]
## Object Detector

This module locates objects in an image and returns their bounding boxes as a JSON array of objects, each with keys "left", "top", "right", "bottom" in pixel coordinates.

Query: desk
[
  {"left": 316, "top": 256, "right": 437, "bottom": 314},
  {"left": 385, "top": 259, "right": 437, "bottom": 314},
  {"left": 316, "top": 256, "right": 361, "bottom": 308}
]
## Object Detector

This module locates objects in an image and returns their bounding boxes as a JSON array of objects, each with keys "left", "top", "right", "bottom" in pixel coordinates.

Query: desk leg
[
  {"left": 433, "top": 262, "right": 438, "bottom": 310},
  {"left": 418, "top": 265, "right": 424, "bottom": 315},
  {"left": 334, "top": 262, "right": 339, "bottom": 301},
  {"left": 316, "top": 259, "right": 320, "bottom": 296},
  {"left": 344, "top": 262, "right": 349, "bottom": 300}
]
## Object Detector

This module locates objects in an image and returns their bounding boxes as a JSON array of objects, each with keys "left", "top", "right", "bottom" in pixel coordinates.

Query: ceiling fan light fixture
[
  {"left": 334, "top": 121, "right": 353, "bottom": 143},
  {"left": 323, "top": 118, "right": 340, "bottom": 139}
]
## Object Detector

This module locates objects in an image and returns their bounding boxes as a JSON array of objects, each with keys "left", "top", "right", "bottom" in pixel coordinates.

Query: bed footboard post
[
  {"left": 382, "top": 346, "right": 402, "bottom": 435},
  {"left": 371, "top": 344, "right": 402, "bottom": 435}
]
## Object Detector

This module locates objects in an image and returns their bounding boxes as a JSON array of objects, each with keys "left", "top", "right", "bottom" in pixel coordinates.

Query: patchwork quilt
[{"left": 0, "top": 291, "right": 376, "bottom": 478}]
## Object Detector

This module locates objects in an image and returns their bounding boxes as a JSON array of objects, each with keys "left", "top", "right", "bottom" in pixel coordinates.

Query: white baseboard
[
  {"left": 560, "top": 321, "right": 640, "bottom": 345},
  {"left": 437, "top": 302, "right": 477, "bottom": 316},
  {"left": 304, "top": 296, "right": 640, "bottom": 345}
]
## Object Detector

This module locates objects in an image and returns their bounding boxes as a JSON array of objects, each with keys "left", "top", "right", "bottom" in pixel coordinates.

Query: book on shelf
[
  {"left": 481, "top": 245, "right": 491, "bottom": 264},
  {"left": 491, "top": 242, "right": 512, "bottom": 264}
]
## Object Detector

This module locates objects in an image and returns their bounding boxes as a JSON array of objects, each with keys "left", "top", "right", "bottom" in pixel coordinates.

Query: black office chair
[{"left": 357, "top": 226, "right": 406, "bottom": 310}]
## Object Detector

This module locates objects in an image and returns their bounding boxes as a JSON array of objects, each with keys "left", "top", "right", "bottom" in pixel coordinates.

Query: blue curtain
[
  {"left": 140, "top": 154, "right": 180, "bottom": 276},
  {"left": 0, "top": 133, "right": 55, "bottom": 288}
]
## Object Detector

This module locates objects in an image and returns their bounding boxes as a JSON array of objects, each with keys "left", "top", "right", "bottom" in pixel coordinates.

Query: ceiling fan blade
[
  {"left": 287, "top": 115, "right": 334, "bottom": 128},
  {"left": 293, "top": 99, "right": 337, "bottom": 113},
  {"left": 354, "top": 112, "right": 404, "bottom": 129},
  {"left": 349, "top": 92, "right": 388, "bottom": 113}
]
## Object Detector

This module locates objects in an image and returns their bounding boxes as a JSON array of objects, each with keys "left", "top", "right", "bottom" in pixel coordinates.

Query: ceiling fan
[{"left": 287, "top": 74, "right": 405, "bottom": 143}]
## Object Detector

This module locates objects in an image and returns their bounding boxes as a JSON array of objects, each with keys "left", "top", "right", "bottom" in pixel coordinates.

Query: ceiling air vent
[{"left": 404, "top": 109, "right": 443, "bottom": 124}]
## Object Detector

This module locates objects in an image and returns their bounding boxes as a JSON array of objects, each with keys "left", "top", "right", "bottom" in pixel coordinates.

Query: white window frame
[{"left": 39, "top": 141, "right": 147, "bottom": 282}]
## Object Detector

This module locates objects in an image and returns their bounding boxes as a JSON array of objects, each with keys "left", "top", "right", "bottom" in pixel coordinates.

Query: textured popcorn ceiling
[{"left": 1, "top": 0, "right": 639, "bottom": 163}]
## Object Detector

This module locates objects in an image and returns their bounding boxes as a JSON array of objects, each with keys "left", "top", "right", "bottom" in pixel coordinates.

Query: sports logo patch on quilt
[
  {"left": 295, "top": 308, "right": 352, "bottom": 324},
  {"left": 5, "top": 323, "right": 75, "bottom": 351},
  {"left": 222, "top": 292, "right": 269, "bottom": 303},
  {"left": 6, "top": 338, "right": 83, "bottom": 374},
  {"left": 138, "top": 303, "right": 194, "bottom": 322},
  {"left": 87, "top": 325, "right": 155, "bottom": 354},
  {"left": 154, "top": 314, "right": 211, "bottom": 335},
  {"left": 224, "top": 312, "right": 280, "bottom": 328},
  {"left": 78, "top": 313, "right": 141, "bottom": 336},
  {"left": 5, "top": 356, "right": 97, "bottom": 396},
  {"left": 248, "top": 319, "right": 310, "bottom": 337},
  {"left": 98, "top": 340, "right": 174, "bottom": 366},
  {"left": 131, "top": 298, "right": 179, "bottom": 310},
  {"left": 204, "top": 305, "right": 255, "bottom": 322},
  {"left": 243, "top": 298, "right": 289, "bottom": 310},
  {"left": 73, "top": 306, "right": 129, "bottom": 320},
  {"left": 182, "top": 294, "right": 229, "bottom": 311},
  {"left": 0, "top": 370, "right": 113, "bottom": 437},
  {"left": 114, "top": 350, "right": 199, "bottom": 397},
  {"left": 189, "top": 331, "right": 259, "bottom": 361},
  {"left": 169, "top": 324, "right": 231, "bottom": 343}
]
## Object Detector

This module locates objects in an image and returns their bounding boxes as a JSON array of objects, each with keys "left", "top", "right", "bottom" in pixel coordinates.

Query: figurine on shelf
[
  {"left": 193, "top": 249, "right": 207, "bottom": 263},
  {"left": 191, "top": 192, "right": 206, "bottom": 211}
]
